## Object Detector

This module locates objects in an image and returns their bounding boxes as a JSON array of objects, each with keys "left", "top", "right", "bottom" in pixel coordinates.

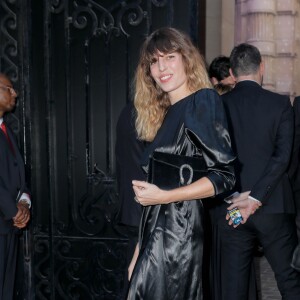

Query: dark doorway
[{"left": 0, "top": 1, "right": 205, "bottom": 298}]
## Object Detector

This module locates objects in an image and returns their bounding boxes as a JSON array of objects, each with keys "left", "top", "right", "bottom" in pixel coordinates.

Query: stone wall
[
  {"left": 235, "top": 0, "right": 300, "bottom": 97},
  {"left": 206, "top": 0, "right": 300, "bottom": 97}
]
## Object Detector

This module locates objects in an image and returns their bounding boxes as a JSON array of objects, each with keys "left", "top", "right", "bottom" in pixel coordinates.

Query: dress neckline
[{"left": 169, "top": 92, "right": 194, "bottom": 109}]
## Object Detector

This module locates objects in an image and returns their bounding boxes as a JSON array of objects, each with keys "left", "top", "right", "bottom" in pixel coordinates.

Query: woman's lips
[{"left": 159, "top": 74, "right": 172, "bottom": 83}]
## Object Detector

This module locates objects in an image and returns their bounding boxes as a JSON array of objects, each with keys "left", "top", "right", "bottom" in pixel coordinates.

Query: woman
[{"left": 127, "top": 27, "right": 235, "bottom": 300}]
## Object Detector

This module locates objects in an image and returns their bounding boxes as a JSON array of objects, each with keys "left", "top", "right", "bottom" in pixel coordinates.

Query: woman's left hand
[{"left": 132, "top": 180, "right": 168, "bottom": 206}]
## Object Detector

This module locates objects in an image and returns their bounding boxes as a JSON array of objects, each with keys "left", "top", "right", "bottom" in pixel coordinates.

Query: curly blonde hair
[{"left": 134, "top": 27, "right": 212, "bottom": 141}]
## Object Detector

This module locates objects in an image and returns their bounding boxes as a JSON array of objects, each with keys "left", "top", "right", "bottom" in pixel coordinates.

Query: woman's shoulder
[
  {"left": 188, "top": 88, "right": 221, "bottom": 110},
  {"left": 193, "top": 88, "right": 219, "bottom": 101}
]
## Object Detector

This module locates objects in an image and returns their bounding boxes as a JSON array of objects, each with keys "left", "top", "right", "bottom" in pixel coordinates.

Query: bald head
[
  {"left": 0, "top": 73, "right": 17, "bottom": 117},
  {"left": 0, "top": 73, "right": 10, "bottom": 83}
]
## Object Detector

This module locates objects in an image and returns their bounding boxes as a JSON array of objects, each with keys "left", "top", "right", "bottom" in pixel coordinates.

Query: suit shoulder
[
  {"left": 223, "top": 85, "right": 290, "bottom": 106},
  {"left": 262, "top": 90, "right": 292, "bottom": 112},
  {"left": 262, "top": 88, "right": 289, "bottom": 100}
]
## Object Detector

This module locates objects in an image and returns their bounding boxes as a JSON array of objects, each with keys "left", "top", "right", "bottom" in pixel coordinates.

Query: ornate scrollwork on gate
[
  {"left": 50, "top": 0, "right": 147, "bottom": 37},
  {"left": 34, "top": 239, "right": 52, "bottom": 300},
  {"left": 71, "top": 165, "right": 120, "bottom": 236},
  {"left": 116, "top": 2, "right": 146, "bottom": 36},
  {"left": 151, "top": 0, "right": 168, "bottom": 7},
  {"left": 0, "top": 0, "right": 18, "bottom": 81},
  {"left": 72, "top": 0, "right": 117, "bottom": 36},
  {"left": 54, "top": 239, "right": 127, "bottom": 299},
  {"left": 50, "top": 0, "right": 66, "bottom": 14}
]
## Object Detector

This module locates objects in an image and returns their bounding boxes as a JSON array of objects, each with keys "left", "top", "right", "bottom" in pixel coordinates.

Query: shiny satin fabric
[
  {"left": 129, "top": 201, "right": 204, "bottom": 300},
  {"left": 127, "top": 89, "right": 235, "bottom": 300}
]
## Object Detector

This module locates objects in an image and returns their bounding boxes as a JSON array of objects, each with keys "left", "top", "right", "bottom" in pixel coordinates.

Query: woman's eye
[
  {"left": 150, "top": 59, "right": 157, "bottom": 65},
  {"left": 167, "top": 55, "right": 175, "bottom": 59}
]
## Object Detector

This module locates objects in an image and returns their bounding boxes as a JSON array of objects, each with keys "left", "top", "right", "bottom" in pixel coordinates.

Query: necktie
[{"left": 1, "top": 122, "right": 15, "bottom": 155}]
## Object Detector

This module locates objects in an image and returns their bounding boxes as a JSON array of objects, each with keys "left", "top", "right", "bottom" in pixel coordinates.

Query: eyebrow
[{"left": 152, "top": 51, "right": 175, "bottom": 58}]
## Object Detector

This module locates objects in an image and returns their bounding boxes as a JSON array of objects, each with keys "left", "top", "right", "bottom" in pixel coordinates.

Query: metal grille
[{"left": 0, "top": 0, "right": 202, "bottom": 298}]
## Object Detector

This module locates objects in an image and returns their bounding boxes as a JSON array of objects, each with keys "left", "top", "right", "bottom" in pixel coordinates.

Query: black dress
[
  {"left": 115, "top": 102, "right": 147, "bottom": 298},
  {"left": 127, "top": 89, "right": 235, "bottom": 300},
  {"left": 116, "top": 102, "right": 145, "bottom": 228}
]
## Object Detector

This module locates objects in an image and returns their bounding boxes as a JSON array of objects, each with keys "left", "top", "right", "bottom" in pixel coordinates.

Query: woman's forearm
[
  {"left": 132, "top": 177, "right": 215, "bottom": 206},
  {"left": 163, "top": 177, "right": 215, "bottom": 203}
]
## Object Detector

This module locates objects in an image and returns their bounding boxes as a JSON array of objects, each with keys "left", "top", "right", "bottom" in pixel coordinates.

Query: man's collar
[
  {"left": 237, "top": 79, "right": 260, "bottom": 84},
  {"left": 235, "top": 80, "right": 261, "bottom": 87}
]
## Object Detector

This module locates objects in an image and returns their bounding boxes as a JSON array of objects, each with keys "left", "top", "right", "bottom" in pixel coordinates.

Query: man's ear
[
  {"left": 211, "top": 77, "right": 219, "bottom": 85},
  {"left": 259, "top": 61, "right": 265, "bottom": 76},
  {"left": 229, "top": 68, "right": 236, "bottom": 80}
]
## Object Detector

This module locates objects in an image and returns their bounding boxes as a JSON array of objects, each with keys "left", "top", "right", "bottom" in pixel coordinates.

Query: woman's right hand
[
  {"left": 132, "top": 180, "right": 168, "bottom": 206},
  {"left": 128, "top": 243, "right": 140, "bottom": 281}
]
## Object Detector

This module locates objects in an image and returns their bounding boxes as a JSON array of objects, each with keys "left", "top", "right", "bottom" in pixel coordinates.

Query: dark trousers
[
  {"left": 0, "top": 229, "right": 18, "bottom": 300},
  {"left": 293, "top": 190, "right": 300, "bottom": 242},
  {"left": 218, "top": 213, "right": 300, "bottom": 300}
]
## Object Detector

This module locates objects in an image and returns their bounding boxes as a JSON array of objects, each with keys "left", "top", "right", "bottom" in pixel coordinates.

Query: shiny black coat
[{"left": 128, "top": 89, "right": 235, "bottom": 300}]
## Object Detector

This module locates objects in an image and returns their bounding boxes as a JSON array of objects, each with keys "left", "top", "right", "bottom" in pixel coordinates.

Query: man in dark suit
[
  {"left": 0, "top": 73, "right": 31, "bottom": 300},
  {"left": 288, "top": 96, "right": 300, "bottom": 271},
  {"left": 218, "top": 44, "right": 300, "bottom": 299},
  {"left": 288, "top": 96, "right": 300, "bottom": 241},
  {"left": 115, "top": 101, "right": 146, "bottom": 297}
]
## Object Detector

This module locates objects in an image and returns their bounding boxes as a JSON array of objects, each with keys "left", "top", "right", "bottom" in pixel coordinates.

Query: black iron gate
[{"left": 0, "top": 0, "right": 204, "bottom": 299}]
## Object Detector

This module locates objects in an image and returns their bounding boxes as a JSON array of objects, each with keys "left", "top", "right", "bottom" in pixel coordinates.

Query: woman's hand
[{"left": 132, "top": 180, "right": 168, "bottom": 206}]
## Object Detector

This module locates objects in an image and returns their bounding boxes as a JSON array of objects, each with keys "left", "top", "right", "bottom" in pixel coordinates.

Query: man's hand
[
  {"left": 13, "top": 201, "right": 30, "bottom": 229},
  {"left": 226, "top": 195, "right": 261, "bottom": 227},
  {"left": 227, "top": 191, "right": 251, "bottom": 203}
]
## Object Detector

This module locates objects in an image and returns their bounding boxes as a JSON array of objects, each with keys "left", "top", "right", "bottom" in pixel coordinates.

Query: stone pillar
[
  {"left": 221, "top": 0, "right": 235, "bottom": 56},
  {"left": 275, "top": 0, "right": 297, "bottom": 95},
  {"left": 234, "top": 0, "right": 299, "bottom": 96},
  {"left": 235, "top": 0, "right": 276, "bottom": 91},
  {"left": 295, "top": 1, "right": 300, "bottom": 97}
]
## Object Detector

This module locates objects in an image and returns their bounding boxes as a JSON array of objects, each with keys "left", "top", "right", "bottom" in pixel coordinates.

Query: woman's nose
[{"left": 158, "top": 57, "right": 166, "bottom": 71}]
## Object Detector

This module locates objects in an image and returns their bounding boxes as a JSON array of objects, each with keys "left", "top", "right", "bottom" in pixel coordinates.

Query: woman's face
[{"left": 149, "top": 51, "right": 189, "bottom": 104}]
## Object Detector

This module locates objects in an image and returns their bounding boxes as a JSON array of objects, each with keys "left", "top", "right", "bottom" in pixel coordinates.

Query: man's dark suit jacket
[
  {"left": 0, "top": 123, "right": 27, "bottom": 234},
  {"left": 288, "top": 97, "right": 300, "bottom": 192},
  {"left": 222, "top": 80, "right": 295, "bottom": 214}
]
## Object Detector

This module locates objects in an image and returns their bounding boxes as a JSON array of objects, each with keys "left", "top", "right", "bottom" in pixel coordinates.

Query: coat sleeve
[
  {"left": 0, "top": 177, "right": 18, "bottom": 219},
  {"left": 0, "top": 128, "right": 26, "bottom": 220},
  {"left": 184, "top": 89, "right": 236, "bottom": 195}
]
